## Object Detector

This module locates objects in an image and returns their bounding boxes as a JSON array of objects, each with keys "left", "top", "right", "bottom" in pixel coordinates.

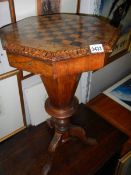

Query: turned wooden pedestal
[{"left": 41, "top": 74, "right": 96, "bottom": 152}]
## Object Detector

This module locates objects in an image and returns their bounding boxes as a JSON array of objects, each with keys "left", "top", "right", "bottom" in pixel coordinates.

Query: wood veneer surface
[
  {"left": 87, "top": 94, "right": 131, "bottom": 137},
  {"left": 0, "top": 14, "right": 118, "bottom": 62}
]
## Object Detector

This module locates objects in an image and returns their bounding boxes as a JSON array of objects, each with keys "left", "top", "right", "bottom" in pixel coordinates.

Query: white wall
[
  {"left": 0, "top": 73, "right": 24, "bottom": 141},
  {"left": 14, "top": 0, "right": 37, "bottom": 21},
  {"left": 89, "top": 52, "right": 131, "bottom": 100},
  {"left": 0, "top": 1, "right": 11, "bottom": 27},
  {"left": 0, "top": 0, "right": 37, "bottom": 25},
  {"left": 0, "top": 41, "right": 15, "bottom": 74},
  {"left": 80, "top": 0, "right": 101, "bottom": 14},
  {"left": 0, "top": 0, "right": 95, "bottom": 27},
  {"left": 13, "top": 0, "right": 78, "bottom": 21},
  {"left": 22, "top": 75, "right": 50, "bottom": 126},
  {"left": 61, "top": 0, "right": 78, "bottom": 13}
]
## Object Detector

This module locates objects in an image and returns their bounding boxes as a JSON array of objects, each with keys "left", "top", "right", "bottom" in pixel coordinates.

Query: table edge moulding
[{"left": 0, "top": 13, "right": 119, "bottom": 174}]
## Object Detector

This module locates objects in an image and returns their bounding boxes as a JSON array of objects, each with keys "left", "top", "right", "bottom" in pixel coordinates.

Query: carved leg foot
[
  {"left": 41, "top": 125, "right": 97, "bottom": 175},
  {"left": 48, "top": 131, "right": 63, "bottom": 152},
  {"left": 69, "top": 125, "right": 97, "bottom": 145},
  {"left": 46, "top": 118, "right": 97, "bottom": 152},
  {"left": 48, "top": 124, "right": 97, "bottom": 153},
  {"left": 42, "top": 131, "right": 63, "bottom": 175}
]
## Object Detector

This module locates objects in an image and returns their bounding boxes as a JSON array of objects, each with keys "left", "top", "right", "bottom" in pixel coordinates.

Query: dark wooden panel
[{"left": 87, "top": 94, "right": 131, "bottom": 137}]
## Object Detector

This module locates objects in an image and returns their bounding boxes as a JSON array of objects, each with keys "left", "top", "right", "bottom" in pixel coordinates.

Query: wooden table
[
  {"left": 87, "top": 94, "right": 131, "bottom": 155},
  {"left": 0, "top": 14, "right": 119, "bottom": 153}
]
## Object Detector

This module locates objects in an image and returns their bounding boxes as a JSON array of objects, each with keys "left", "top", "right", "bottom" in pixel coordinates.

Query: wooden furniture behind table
[
  {"left": 0, "top": 13, "right": 119, "bottom": 174},
  {"left": 87, "top": 94, "right": 131, "bottom": 156},
  {"left": 37, "top": 0, "right": 81, "bottom": 15},
  {"left": 0, "top": 104, "right": 128, "bottom": 175},
  {"left": 6, "top": 0, "right": 81, "bottom": 22}
]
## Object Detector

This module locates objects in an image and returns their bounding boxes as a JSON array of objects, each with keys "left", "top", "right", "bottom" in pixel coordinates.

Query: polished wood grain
[
  {"left": 0, "top": 14, "right": 119, "bottom": 153},
  {"left": 7, "top": 52, "right": 105, "bottom": 78},
  {"left": 0, "top": 105, "right": 127, "bottom": 175},
  {"left": 0, "top": 15, "right": 118, "bottom": 65},
  {"left": 87, "top": 94, "right": 131, "bottom": 156},
  {"left": 8, "top": 0, "right": 16, "bottom": 23},
  {"left": 87, "top": 94, "right": 131, "bottom": 137},
  {"left": 77, "top": 0, "right": 81, "bottom": 14}
]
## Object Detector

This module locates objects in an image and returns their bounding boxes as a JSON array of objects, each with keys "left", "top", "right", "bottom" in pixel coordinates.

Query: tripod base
[{"left": 47, "top": 119, "right": 97, "bottom": 152}]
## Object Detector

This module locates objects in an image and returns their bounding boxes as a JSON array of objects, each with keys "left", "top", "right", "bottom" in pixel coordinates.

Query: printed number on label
[{"left": 89, "top": 44, "right": 104, "bottom": 53}]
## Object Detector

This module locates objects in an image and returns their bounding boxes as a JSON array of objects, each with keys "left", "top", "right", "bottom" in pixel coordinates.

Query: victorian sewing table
[{"left": 0, "top": 14, "right": 119, "bottom": 152}]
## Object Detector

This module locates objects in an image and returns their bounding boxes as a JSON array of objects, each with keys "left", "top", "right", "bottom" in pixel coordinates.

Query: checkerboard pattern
[{"left": 0, "top": 14, "right": 118, "bottom": 61}]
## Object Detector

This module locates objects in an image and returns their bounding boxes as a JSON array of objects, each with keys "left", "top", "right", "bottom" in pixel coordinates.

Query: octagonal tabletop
[{"left": 0, "top": 14, "right": 119, "bottom": 78}]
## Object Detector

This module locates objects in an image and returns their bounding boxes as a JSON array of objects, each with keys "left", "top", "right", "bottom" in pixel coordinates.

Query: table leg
[
  {"left": 48, "top": 122, "right": 97, "bottom": 152},
  {"left": 41, "top": 74, "right": 96, "bottom": 152}
]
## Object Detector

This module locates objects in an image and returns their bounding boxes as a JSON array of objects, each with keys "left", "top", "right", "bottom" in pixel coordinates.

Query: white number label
[{"left": 89, "top": 44, "right": 104, "bottom": 53}]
